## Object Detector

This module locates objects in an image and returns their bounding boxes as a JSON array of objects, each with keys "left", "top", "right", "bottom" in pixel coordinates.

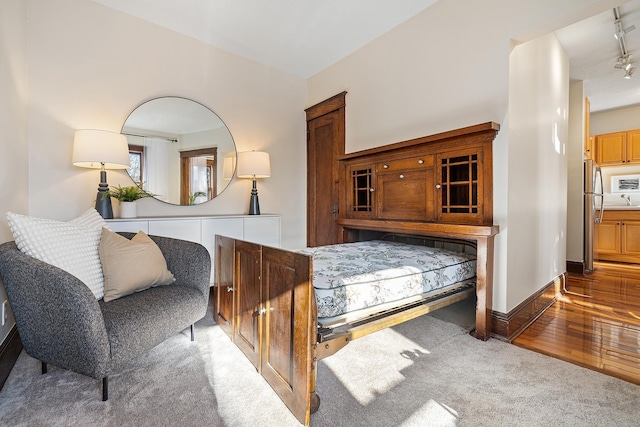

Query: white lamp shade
[
  {"left": 237, "top": 151, "right": 271, "bottom": 178},
  {"left": 72, "top": 129, "right": 131, "bottom": 169}
]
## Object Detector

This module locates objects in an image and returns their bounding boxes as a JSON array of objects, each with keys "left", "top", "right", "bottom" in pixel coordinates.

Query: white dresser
[{"left": 107, "top": 214, "right": 281, "bottom": 284}]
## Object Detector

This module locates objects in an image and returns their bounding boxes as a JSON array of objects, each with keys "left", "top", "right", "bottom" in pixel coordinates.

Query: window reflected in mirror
[{"left": 128, "top": 145, "right": 144, "bottom": 185}]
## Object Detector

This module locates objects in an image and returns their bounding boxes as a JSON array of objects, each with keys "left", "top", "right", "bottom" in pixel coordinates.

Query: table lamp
[
  {"left": 237, "top": 151, "right": 270, "bottom": 215},
  {"left": 72, "top": 129, "right": 131, "bottom": 219}
]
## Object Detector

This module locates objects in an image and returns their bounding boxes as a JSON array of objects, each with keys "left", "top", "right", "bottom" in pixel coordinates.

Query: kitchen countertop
[{"left": 604, "top": 206, "right": 640, "bottom": 210}]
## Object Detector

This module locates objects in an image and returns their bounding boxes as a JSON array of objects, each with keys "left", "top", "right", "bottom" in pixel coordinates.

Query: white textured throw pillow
[{"left": 6, "top": 209, "right": 109, "bottom": 300}]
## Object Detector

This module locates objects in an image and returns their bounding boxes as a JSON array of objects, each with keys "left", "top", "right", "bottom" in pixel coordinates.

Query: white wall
[
  {"left": 506, "top": 33, "right": 569, "bottom": 308},
  {"left": 25, "top": 0, "right": 307, "bottom": 250},
  {"left": 591, "top": 104, "right": 640, "bottom": 135},
  {"left": 307, "top": 0, "right": 614, "bottom": 313},
  {"left": 566, "top": 81, "right": 586, "bottom": 263},
  {"left": 0, "top": 0, "right": 28, "bottom": 344}
]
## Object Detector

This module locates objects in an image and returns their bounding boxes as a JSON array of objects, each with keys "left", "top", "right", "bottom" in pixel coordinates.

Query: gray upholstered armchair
[{"left": 0, "top": 233, "right": 210, "bottom": 400}]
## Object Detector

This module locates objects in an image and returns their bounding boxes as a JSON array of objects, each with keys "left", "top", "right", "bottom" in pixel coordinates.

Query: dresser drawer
[{"left": 377, "top": 155, "right": 434, "bottom": 172}]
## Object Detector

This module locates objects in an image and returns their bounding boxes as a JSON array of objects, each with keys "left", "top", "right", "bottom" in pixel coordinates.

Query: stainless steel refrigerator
[{"left": 584, "top": 158, "right": 604, "bottom": 272}]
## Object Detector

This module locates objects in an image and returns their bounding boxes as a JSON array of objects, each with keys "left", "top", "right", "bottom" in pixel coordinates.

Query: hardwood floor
[{"left": 513, "top": 262, "right": 640, "bottom": 385}]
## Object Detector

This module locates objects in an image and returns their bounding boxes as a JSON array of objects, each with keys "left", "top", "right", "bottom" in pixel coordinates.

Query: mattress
[{"left": 298, "top": 240, "right": 476, "bottom": 319}]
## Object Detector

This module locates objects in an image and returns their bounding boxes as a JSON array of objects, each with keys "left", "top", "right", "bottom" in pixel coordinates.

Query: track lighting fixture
[
  {"left": 613, "top": 7, "right": 636, "bottom": 79},
  {"left": 614, "top": 24, "right": 635, "bottom": 40}
]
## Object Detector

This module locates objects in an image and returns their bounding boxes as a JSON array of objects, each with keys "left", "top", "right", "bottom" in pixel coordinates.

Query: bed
[
  {"left": 214, "top": 221, "right": 497, "bottom": 425},
  {"left": 214, "top": 122, "right": 499, "bottom": 425},
  {"left": 299, "top": 239, "right": 476, "bottom": 323}
]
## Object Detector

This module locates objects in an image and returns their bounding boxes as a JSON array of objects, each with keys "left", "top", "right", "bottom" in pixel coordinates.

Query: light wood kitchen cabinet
[
  {"left": 584, "top": 96, "right": 592, "bottom": 159},
  {"left": 595, "top": 210, "right": 640, "bottom": 263},
  {"left": 594, "top": 129, "right": 640, "bottom": 165}
]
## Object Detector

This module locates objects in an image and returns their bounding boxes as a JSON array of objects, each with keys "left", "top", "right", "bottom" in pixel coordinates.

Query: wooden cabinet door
[
  {"left": 344, "top": 162, "right": 376, "bottom": 219},
  {"left": 595, "top": 220, "right": 621, "bottom": 257},
  {"left": 621, "top": 221, "right": 640, "bottom": 257},
  {"left": 376, "top": 169, "right": 435, "bottom": 221},
  {"left": 234, "top": 240, "right": 262, "bottom": 370},
  {"left": 376, "top": 155, "right": 435, "bottom": 221},
  {"left": 626, "top": 130, "right": 640, "bottom": 164},
  {"left": 436, "top": 147, "right": 484, "bottom": 224},
  {"left": 261, "top": 247, "right": 314, "bottom": 425},
  {"left": 595, "top": 132, "right": 626, "bottom": 165},
  {"left": 215, "top": 235, "right": 235, "bottom": 337}
]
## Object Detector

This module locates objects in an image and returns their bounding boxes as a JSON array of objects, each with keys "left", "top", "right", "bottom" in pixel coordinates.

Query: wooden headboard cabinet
[{"left": 338, "top": 122, "right": 500, "bottom": 227}]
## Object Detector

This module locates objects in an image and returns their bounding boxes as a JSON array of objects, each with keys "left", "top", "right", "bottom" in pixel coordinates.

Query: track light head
[{"left": 624, "top": 67, "right": 635, "bottom": 79}]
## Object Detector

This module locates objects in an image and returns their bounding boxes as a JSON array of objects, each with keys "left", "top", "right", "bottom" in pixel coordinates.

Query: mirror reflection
[{"left": 122, "top": 97, "right": 236, "bottom": 205}]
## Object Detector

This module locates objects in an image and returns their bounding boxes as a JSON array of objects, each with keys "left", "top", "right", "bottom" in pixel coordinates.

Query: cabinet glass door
[
  {"left": 347, "top": 165, "right": 375, "bottom": 218},
  {"left": 441, "top": 153, "right": 478, "bottom": 214},
  {"left": 438, "top": 148, "right": 484, "bottom": 224}
]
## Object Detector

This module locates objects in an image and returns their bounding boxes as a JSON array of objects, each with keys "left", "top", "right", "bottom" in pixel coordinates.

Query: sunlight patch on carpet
[
  {"left": 322, "top": 327, "right": 431, "bottom": 406},
  {"left": 399, "top": 399, "right": 458, "bottom": 427}
]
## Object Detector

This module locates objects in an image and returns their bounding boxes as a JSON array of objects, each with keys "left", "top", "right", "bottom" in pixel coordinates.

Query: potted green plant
[
  {"left": 189, "top": 191, "right": 207, "bottom": 205},
  {"left": 104, "top": 185, "right": 156, "bottom": 218}
]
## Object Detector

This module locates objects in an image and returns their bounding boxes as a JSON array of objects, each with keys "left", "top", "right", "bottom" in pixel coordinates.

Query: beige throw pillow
[{"left": 99, "top": 228, "right": 175, "bottom": 302}]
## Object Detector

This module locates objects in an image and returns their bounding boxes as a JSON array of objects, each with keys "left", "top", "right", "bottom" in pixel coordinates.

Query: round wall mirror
[{"left": 121, "top": 97, "right": 236, "bottom": 205}]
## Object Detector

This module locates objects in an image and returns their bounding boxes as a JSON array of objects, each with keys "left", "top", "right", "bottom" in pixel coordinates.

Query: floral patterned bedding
[{"left": 298, "top": 240, "right": 476, "bottom": 319}]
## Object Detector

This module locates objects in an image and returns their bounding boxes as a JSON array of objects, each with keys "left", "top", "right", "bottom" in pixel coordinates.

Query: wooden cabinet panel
[
  {"left": 595, "top": 132, "right": 626, "bottom": 165},
  {"left": 595, "top": 211, "right": 640, "bottom": 263},
  {"left": 593, "top": 130, "right": 640, "bottom": 165},
  {"left": 215, "top": 236, "right": 235, "bottom": 337},
  {"left": 260, "top": 247, "right": 313, "bottom": 423},
  {"left": 216, "top": 239, "right": 314, "bottom": 424},
  {"left": 376, "top": 155, "right": 433, "bottom": 172},
  {"left": 339, "top": 122, "right": 497, "bottom": 226},
  {"left": 622, "top": 221, "right": 640, "bottom": 256},
  {"left": 377, "top": 169, "right": 435, "bottom": 221},
  {"left": 234, "top": 240, "right": 262, "bottom": 369},
  {"left": 627, "top": 130, "right": 640, "bottom": 164},
  {"left": 595, "top": 221, "right": 621, "bottom": 256}
]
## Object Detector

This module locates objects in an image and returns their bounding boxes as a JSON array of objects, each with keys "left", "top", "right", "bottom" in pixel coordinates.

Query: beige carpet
[{"left": 1, "top": 300, "right": 639, "bottom": 426}]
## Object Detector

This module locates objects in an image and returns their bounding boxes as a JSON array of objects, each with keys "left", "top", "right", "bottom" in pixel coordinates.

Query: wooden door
[
  {"left": 594, "top": 220, "right": 621, "bottom": 257},
  {"left": 260, "top": 246, "right": 314, "bottom": 425},
  {"left": 305, "top": 92, "right": 346, "bottom": 247},
  {"left": 626, "top": 130, "right": 640, "bottom": 164},
  {"left": 215, "top": 235, "right": 235, "bottom": 338},
  {"left": 234, "top": 240, "right": 262, "bottom": 370},
  {"left": 621, "top": 221, "right": 640, "bottom": 257},
  {"left": 596, "top": 132, "right": 626, "bottom": 165}
]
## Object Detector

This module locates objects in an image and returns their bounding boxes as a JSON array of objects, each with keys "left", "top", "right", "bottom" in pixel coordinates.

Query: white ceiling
[
  {"left": 93, "top": 0, "right": 640, "bottom": 113},
  {"left": 555, "top": 1, "right": 640, "bottom": 112},
  {"left": 92, "top": 0, "right": 439, "bottom": 79}
]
